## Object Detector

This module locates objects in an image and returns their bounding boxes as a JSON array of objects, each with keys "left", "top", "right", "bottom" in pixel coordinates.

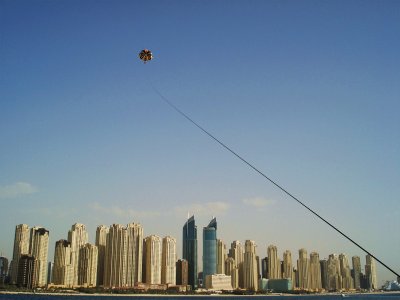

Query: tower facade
[
  {"left": 29, "top": 227, "right": 49, "bottom": 287},
  {"left": 176, "top": 259, "right": 188, "bottom": 286},
  {"left": 282, "top": 250, "right": 293, "bottom": 281},
  {"left": 365, "top": 254, "right": 377, "bottom": 290},
  {"left": 161, "top": 236, "right": 176, "bottom": 285},
  {"left": 352, "top": 256, "right": 361, "bottom": 290},
  {"left": 243, "top": 240, "right": 258, "bottom": 291},
  {"left": 78, "top": 243, "right": 98, "bottom": 287},
  {"left": 267, "top": 245, "right": 280, "bottom": 279},
  {"left": 229, "top": 240, "right": 244, "bottom": 288},
  {"left": 125, "top": 223, "right": 143, "bottom": 286},
  {"left": 309, "top": 252, "right": 322, "bottom": 291},
  {"left": 95, "top": 225, "right": 108, "bottom": 287},
  {"left": 216, "top": 239, "right": 226, "bottom": 274},
  {"left": 10, "top": 224, "right": 30, "bottom": 284},
  {"left": 297, "top": 248, "right": 310, "bottom": 290},
  {"left": 144, "top": 235, "right": 162, "bottom": 284},
  {"left": 68, "top": 223, "right": 88, "bottom": 287},
  {"left": 52, "top": 239, "right": 72, "bottom": 286},
  {"left": 203, "top": 217, "right": 217, "bottom": 281},
  {"left": 339, "top": 253, "right": 353, "bottom": 290},
  {"left": 182, "top": 215, "right": 198, "bottom": 289},
  {"left": 327, "top": 254, "right": 342, "bottom": 291}
]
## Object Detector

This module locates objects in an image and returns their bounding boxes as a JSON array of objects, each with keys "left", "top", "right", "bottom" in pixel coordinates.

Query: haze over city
[{"left": 1, "top": 0, "right": 399, "bottom": 286}]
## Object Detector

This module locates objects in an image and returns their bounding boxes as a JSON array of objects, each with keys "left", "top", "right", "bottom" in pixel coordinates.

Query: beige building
[
  {"left": 144, "top": 235, "right": 162, "bottom": 284},
  {"left": 282, "top": 250, "right": 294, "bottom": 286},
  {"left": 95, "top": 225, "right": 108, "bottom": 287},
  {"left": 30, "top": 227, "right": 50, "bottom": 287},
  {"left": 126, "top": 223, "right": 143, "bottom": 286},
  {"left": 68, "top": 223, "right": 88, "bottom": 287},
  {"left": 365, "top": 254, "right": 377, "bottom": 290},
  {"left": 309, "top": 252, "right": 322, "bottom": 291},
  {"left": 10, "top": 224, "right": 30, "bottom": 284},
  {"left": 297, "top": 248, "right": 310, "bottom": 290},
  {"left": 339, "top": 254, "right": 353, "bottom": 290},
  {"left": 205, "top": 274, "right": 233, "bottom": 290},
  {"left": 52, "top": 240, "right": 72, "bottom": 286},
  {"left": 327, "top": 254, "right": 342, "bottom": 291},
  {"left": 267, "top": 245, "right": 280, "bottom": 279},
  {"left": 161, "top": 236, "right": 176, "bottom": 285},
  {"left": 243, "top": 240, "right": 258, "bottom": 291},
  {"left": 229, "top": 240, "right": 244, "bottom": 288},
  {"left": 78, "top": 243, "right": 98, "bottom": 287},
  {"left": 216, "top": 239, "right": 226, "bottom": 275},
  {"left": 225, "top": 257, "right": 238, "bottom": 289},
  {"left": 352, "top": 256, "right": 361, "bottom": 290}
]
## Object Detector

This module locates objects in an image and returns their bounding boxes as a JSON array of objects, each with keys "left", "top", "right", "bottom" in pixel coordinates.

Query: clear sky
[{"left": 1, "top": 0, "right": 399, "bottom": 285}]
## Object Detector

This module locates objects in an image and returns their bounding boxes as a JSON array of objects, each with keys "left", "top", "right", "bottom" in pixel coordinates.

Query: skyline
[{"left": 1, "top": 0, "right": 399, "bottom": 286}]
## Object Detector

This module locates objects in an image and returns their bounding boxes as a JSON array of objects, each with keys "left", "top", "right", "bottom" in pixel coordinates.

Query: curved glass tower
[
  {"left": 183, "top": 215, "right": 198, "bottom": 289},
  {"left": 203, "top": 217, "right": 217, "bottom": 283}
]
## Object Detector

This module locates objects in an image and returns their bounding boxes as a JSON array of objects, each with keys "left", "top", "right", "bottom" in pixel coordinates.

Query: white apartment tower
[
  {"left": 68, "top": 223, "right": 88, "bottom": 287},
  {"left": 216, "top": 239, "right": 226, "bottom": 275},
  {"left": 229, "top": 241, "right": 244, "bottom": 288},
  {"left": 161, "top": 236, "right": 176, "bottom": 285},
  {"left": 297, "top": 248, "right": 310, "bottom": 290},
  {"left": 365, "top": 254, "right": 378, "bottom": 290},
  {"left": 309, "top": 252, "right": 322, "bottom": 291},
  {"left": 144, "top": 235, "right": 162, "bottom": 284},
  {"left": 125, "top": 223, "right": 143, "bottom": 286}
]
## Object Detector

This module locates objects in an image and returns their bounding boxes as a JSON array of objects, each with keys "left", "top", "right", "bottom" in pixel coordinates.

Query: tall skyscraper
[
  {"left": 309, "top": 252, "right": 322, "bottom": 291},
  {"left": 52, "top": 239, "right": 72, "bottom": 286},
  {"left": 339, "top": 253, "right": 353, "bottom": 290},
  {"left": 203, "top": 217, "right": 217, "bottom": 281},
  {"left": 327, "top": 254, "right": 342, "bottom": 291},
  {"left": 68, "top": 223, "right": 88, "bottom": 287},
  {"left": 95, "top": 225, "right": 108, "bottom": 287},
  {"left": 182, "top": 215, "right": 198, "bottom": 289},
  {"left": 267, "top": 245, "right": 280, "bottom": 279},
  {"left": 103, "top": 224, "right": 127, "bottom": 288},
  {"left": 229, "top": 240, "right": 244, "bottom": 288},
  {"left": 297, "top": 248, "right": 310, "bottom": 290},
  {"left": 352, "top": 256, "right": 361, "bottom": 290},
  {"left": 216, "top": 239, "right": 226, "bottom": 274},
  {"left": 365, "top": 254, "right": 377, "bottom": 290},
  {"left": 0, "top": 256, "right": 9, "bottom": 284},
  {"left": 17, "top": 254, "right": 36, "bottom": 289},
  {"left": 162, "top": 236, "right": 176, "bottom": 285},
  {"left": 125, "top": 223, "right": 143, "bottom": 286},
  {"left": 176, "top": 259, "right": 188, "bottom": 286},
  {"left": 144, "top": 235, "right": 162, "bottom": 284},
  {"left": 29, "top": 227, "right": 49, "bottom": 287},
  {"left": 243, "top": 240, "right": 258, "bottom": 291},
  {"left": 10, "top": 224, "right": 30, "bottom": 284},
  {"left": 78, "top": 243, "right": 98, "bottom": 287},
  {"left": 282, "top": 250, "right": 293, "bottom": 281},
  {"left": 225, "top": 257, "right": 238, "bottom": 289},
  {"left": 320, "top": 259, "right": 328, "bottom": 290}
]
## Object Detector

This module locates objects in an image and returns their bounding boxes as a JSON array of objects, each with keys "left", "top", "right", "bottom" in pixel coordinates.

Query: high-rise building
[
  {"left": 229, "top": 240, "right": 244, "bottom": 288},
  {"left": 103, "top": 224, "right": 127, "bottom": 288},
  {"left": 352, "top": 256, "right": 361, "bottom": 290},
  {"left": 320, "top": 259, "right": 328, "bottom": 290},
  {"left": 144, "top": 235, "right": 162, "bottom": 284},
  {"left": 203, "top": 218, "right": 217, "bottom": 281},
  {"left": 309, "top": 252, "right": 322, "bottom": 291},
  {"left": 52, "top": 239, "right": 72, "bottom": 286},
  {"left": 339, "top": 254, "right": 353, "bottom": 290},
  {"left": 125, "top": 223, "right": 143, "bottom": 286},
  {"left": 182, "top": 215, "right": 198, "bottom": 289},
  {"left": 78, "top": 243, "right": 98, "bottom": 287},
  {"left": 68, "top": 223, "right": 88, "bottom": 287},
  {"left": 267, "top": 245, "right": 280, "bottom": 279},
  {"left": 176, "top": 259, "right": 188, "bottom": 286},
  {"left": 282, "top": 250, "right": 292, "bottom": 279},
  {"left": 216, "top": 239, "right": 226, "bottom": 274},
  {"left": 95, "top": 225, "right": 108, "bottom": 287},
  {"left": 243, "top": 240, "right": 258, "bottom": 291},
  {"left": 10, "top": 224, "right": 30, "bottom": 284},
  {"left": 261, "top": 257, "right": 268, "bottom": 279},
  {"left": 327, "top": 254, "right": 342, "bottom": 291},
  {"left": 29, "top": 227, "right": 49, "bottom": 287},
  {"left": 0, "top": 256, "right": 9, "bottom": 284},
  {"left": 365, "top": 255, "right": 377, "bottom": 290},
  {"left": 17, "top": 254, "right": 36, "bottom": 289},
  {"left": 297, "top": 248, "right": 310, "bottom": 290},
  {"left": 225, "top": 257, "right": 238, "bottom": 289},
  {"left": 162, "top": 236, "right": 176, "bottom": 285}
]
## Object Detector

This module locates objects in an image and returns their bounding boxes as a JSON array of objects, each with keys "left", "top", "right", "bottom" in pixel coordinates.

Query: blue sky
[{"left": 1, "top": 0, "right": 399, "bottom": 285}]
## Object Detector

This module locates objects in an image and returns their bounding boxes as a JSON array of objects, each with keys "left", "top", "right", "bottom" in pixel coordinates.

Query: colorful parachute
[{"left": 139, "top": 49, "right": 153, "bottom": 63}]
